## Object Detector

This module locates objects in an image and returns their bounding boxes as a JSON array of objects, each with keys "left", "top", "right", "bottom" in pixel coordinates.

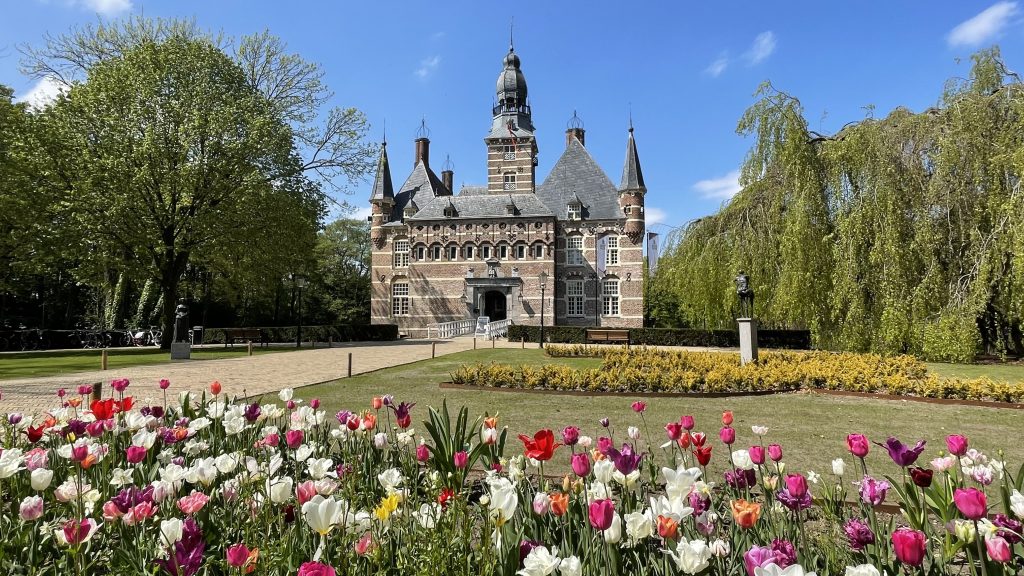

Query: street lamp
[
  {"left": 538, "top": 271, "right": 548, "bottom": 349},
  {"left": 290, "top": 274, "right": 308, "bottom": 348},
  {"left": 591, "top": 273, "right": 600, "bottom": 328}
]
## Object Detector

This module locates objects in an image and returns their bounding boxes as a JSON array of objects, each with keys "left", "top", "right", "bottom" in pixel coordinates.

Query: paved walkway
[{"left": 0, "top": 338, "right": 526, "bottom": 415}]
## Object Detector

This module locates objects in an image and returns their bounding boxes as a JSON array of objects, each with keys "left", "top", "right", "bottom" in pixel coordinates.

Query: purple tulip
[
  {"left": 605, "top": 442, "right": 643, "bottom": 475},
  {"left": 561, "top": 426, "right": 580, "bottom": 446},
  {"left": 243, "top": 403, "right": 261, "bottom": 422},
  {"left": 859, "top": 475, "right": 891, "bottom": 506},
  {"left": 874, "top": 436, "right": 926, "bottom": 467},
  {"left": 725, "top": 468, "right": 757, "bottom": 489},
  {"left": 771, "top": 539, "right": 797, "bottom": 568},
  {"left": 843, "top": 517, "right": 875, "bottom": 551}
]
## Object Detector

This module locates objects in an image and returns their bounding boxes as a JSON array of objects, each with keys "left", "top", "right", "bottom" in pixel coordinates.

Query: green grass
[
  {"left": 299, "top": 349, "right": 1024, "bottom": 478},
  {"left": 926, "top": 361, "right": 1024, "bottom": 383},
  {"left": 0, "top": 346, "right": 298, "bottom": 380}
]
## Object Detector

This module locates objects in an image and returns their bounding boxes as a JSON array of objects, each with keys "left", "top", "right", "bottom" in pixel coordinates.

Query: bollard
[
  {"left": 347, "top": 352, "right": 352, "bottom": 378},
  {"left": 312, "top": 340, "right": 316, "bottom": 350},
  {"left": 328, "top": 336, "right": 333, "bottom": 348},
  {"left": 101, "top": 349, "right": 108, "bottom": 370},
  {"left": 473, "top": 338, "right": 477, "bottom": 350},
  {"left": 247, "top": 341, "right": 253, "bottom": 356},
  {"left": 431, "top": 341, "right": 436, "bottom": 358},
  {"left": 492, "top": 338, "right": 495, "bottom": 349},
  {"left": 521, "top": 337, "right": 525, "bottom": 349},
  {"left": 91, "top": 382, "right": 102, "bottom": 402}
]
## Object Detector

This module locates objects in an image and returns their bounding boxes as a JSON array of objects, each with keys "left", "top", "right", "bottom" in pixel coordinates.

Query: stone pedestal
[
  {"left": 170, "top": 342, "right": 191, "bottom": 360},
  {"left": 737, "top": 318, "right": 758, "bottom": 365}
]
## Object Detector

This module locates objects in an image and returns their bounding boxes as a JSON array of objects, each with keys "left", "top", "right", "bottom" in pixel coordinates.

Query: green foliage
[
  {"left": 654, "top": 47, "right": 1024, "bottom": 360},
  {"left": 506, "top": 325, "right": 811, "bottom": 349}
]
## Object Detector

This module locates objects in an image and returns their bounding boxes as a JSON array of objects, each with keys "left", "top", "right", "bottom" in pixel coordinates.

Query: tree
[
  {"left": 21, "top": 18, "right": 375, "bottom": 345},
  {"left": 307, "top": 218, "right": 371, "bottom": 325}
]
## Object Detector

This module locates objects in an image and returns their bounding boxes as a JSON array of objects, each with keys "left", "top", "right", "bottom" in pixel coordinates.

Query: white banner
[
  {"left": 647, "top": 232, "right": 660, "bottom": 275},
  {"left": 596, "top": 234, "right": 608, "bottom": 277}
]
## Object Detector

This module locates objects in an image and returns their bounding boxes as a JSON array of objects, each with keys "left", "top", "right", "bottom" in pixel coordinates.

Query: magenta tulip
[
  {"left": 680, "top": 415, "right": 695, "bottom": 431},
  {"left": 126, "top": 446, "right": 147, "bottom": 464},
  {"left": 561, "top": 426, "right": 580, "bottom": 446},
  {"left": 588, "top": 499, "right": 615, "bottom": 531},
  {"left": 453, "top": 451, "right": 468, "bottom": 469},
  {"left": 665, "top": 422, "right": 683, "bottom": 441},
  {"left": 719, "top": 427, "right": 735, "bottom": 445},
  {"left": 297, "top": 562, "right": 336, "bottom": 576},
  {"left": 891, "top": 527, "right": 926, "bottom": 566},
  {"left": 286, "top": 430, "right": 304, "bottom": 449},
  {"left": 953, "top": 488, "right": 987, "bottom": 520},
  {"left": 987, "top": 536, "right": 1011, "bottom": 563},
  {"left": 416, "top": 444, "right": 430, "bottom": 463},
  {"left": 785, "top": 474, "right": 808, "bottom": 498},
  {"left": 945, "top": 434, "right": 968, "bottom": 457},
  {"left": 767, "top": 444, "right": 783, "bottom": 462},
  {"left": 571, "top": 453, "right": 591, "bottom": 477},
  {"left": 846, "top": 434, "right": 870, "bottom": 458},
  {"left": 226, "top": 543, "right": 250, "bottom": 567},
  {"left": 749, "top": 445, "right": 765, "bottom": 465}
]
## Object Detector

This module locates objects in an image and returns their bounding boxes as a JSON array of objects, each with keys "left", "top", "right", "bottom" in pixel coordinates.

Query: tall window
[
  {"left": 605, "top": 236, "right": 619, "bottom": 266},
  {"left": 533, "top": 243, "right": 545, "bottom": 258},
  {"left": 393, "top": 239, "right": 409, "bottom": 268},
  {"left": 499, "top": 245, "right": 508, "bottom": 259},
  {"left": 464, "top": 245, "right": 474, "bottom": 259},
  {"left": 516, "top": 244, "right": 526, "bottom": 259},
  {"left": 567, "top": 204, "right": 581, "bottom": 220},
  {"left": 482, "top": 245, "right": 491, "bottom": 259},
  {"left": 567, "top": 280, "right": 584, "bottom": 317},
  {"left": 416, "top": 246, "right": 426, "bottom": 261},
  {"left": 503, "top": 173, "right": 516, "bottom": 191},
  {"left": 448, "top": 245, "right": 458, "bottom": 260},
  {"left": 391, "top": 282, "right": 410, "bottom": 316},
  {"left": 602, "top": 279, "right": 620, "bottom": 316},
  {"left": 503, "top": 145, "right": 516, "bottom": 160},
  {"left": 432, "top": 245, "right": 441, "bottom": 260},
  {"left": 567, "top": 236, "right": 584, "bottom": 266}
]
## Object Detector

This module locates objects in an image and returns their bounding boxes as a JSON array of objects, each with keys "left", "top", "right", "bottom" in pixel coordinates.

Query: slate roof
[
  {"left": 458, "top": 185, "right": 489, "bottom": 196},
  {"left": 368, "top": 143, "right": 394, "bottom": 203},
  {"left": 619, "top": 129, "right": 646, "bottom": 192},
  {"left": 536, "top": 139, "right": 623, "bottom": 220},
  {"left": 409, "top": 193, "right": 553, "bottom": 220},
  {"left": 391, "top": 161, "right": 450, "bottom": 220}
]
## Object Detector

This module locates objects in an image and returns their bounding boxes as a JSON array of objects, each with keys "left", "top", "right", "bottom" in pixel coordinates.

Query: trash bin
[{"left": 191, "top": 326, "right": 204, "bottom": 346}]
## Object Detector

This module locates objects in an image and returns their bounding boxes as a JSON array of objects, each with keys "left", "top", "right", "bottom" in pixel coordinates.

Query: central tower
[{"left": 485, "top": 44, "right": 538, "bottom": 193}]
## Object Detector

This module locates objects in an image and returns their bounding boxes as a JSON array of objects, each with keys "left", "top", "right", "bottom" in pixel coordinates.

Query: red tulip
[
  {"left": 695, "top": 445, "right": 713, "bottom": 466},
  {"left": 588, "top": 499, "right": 615, "bottom": 530},
  {"left": 158, "top": 379, "right": 171, "bottom": 390},
  {"left": 846, "top": 434, "right": 869, "bottom": 458},
  {"left": 90, "top": 399, "right": 117, "bottom": 420},
  {"left": 519, "top": 429, "right": 560, "bottom": 461},
  {"left": 910, "top": 467, "right": 933, "bottom": 488},
  {"left": 677, "top": 432, "right": 692, "bottom": 449},
  {"left": 722, "top": 411, "right": 733, "bottom": 426},
  {"left": 945, "top": 434, "right": 968, "bottom": 457},
  {"left": 953, "top": 488, "right": 987, "bottom": 520},
  {"left": 631, "top": 401, "right": 647, "bottom": 413},
  {"left": 691, "top": 432, "right": 706, "bottom": 447},
  {"left": 371, "top": 396, "right": 383, "bottom": 410},
  {"left": 891, "top": 527, "right": 926, "bottom": 566},
  {"left": 25, "top": 426, "right": 45, "bottom": 443},
  {"left": 210, "top": 381, "right": 222, "bottom": 395}
]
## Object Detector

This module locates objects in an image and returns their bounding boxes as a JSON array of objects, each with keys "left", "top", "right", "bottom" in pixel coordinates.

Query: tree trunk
[{"left": 157, "top": 250, "right": 190, "bottom": 349}]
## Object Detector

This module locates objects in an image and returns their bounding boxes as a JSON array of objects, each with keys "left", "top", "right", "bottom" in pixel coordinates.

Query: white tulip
[
  {"left": 373, "top": 432, "right": 388, "bottom": 449},
  {"left": 159, "top": 518, "right": 183, "bottom": 548},
  {"left": 755, "top": 563, "right": 817, "bottom": 576},
  {"left": 751, "top": 425, "right": 769, "bottom": 436},
  {"left": 603, "top": 512, "right": 622, "bottom": 544},
  {"left": 624, "top": 510, "right": 653, "bottom": 546},
  {"left": 518, "top": 545, "right": 561, "bottom": 576},
  {"left": 306, "top": 458, "right": 335, "bottom": 480},
  {"left": 215, "top": 453, "right": 239, "bottom": 474},
  {"left": 558, "top": 556, "right": 581, "bottom": 576},
  {"left": 663, "top": 465, "right": 702, "bottom": 501},
  {"left": 413, "top": 502, "right": 442, "bottom": 529},
  {"left": 486, "top": 477, "right": 518, "bottom": 526},
  {"left": 302, "top": 494, "right": 343, "bottom": 535},
  {"left": 132, "top": 429, "right": 157, "bottom": 449},
  {"left": 627, "top": 426, "right": 641, "bottom": 440},
  {"left": 732, "top": 449, "right": 754, "bottom": 470},
  {"left": 30, "top": 468, "right": 54, "bottom": 491},
  {"left": 665, "top": 539, "right": 712, "bottom": 574},
  {"left": 278, "top": 388, "right": 294, "bottom": 402},
  {"left": 268, "top": 476, "right": 293, "bottom": 504},
  {"left": 710, "top": 539, "right": 730, "bottom": 557},
  {"left": 832, "top": 458, "right": 846, "bottom": 476},
  {"left": 377, "top": 468, "right": 404, "bottom": 494},
  {"left": 593, "top": 459, "right": 615, "bottom": 484},
  {"left": 1010, "top": 490, "right": 1024, "bottom": 519},
  {"left": 0, "top": 448, "right": 24, "bottom": 479},
  {"left": 844, "top": 565, "right": 880, "bottom": 576},
  {"left": 649, "top": 494, "right": 693, "bottom": 522}
]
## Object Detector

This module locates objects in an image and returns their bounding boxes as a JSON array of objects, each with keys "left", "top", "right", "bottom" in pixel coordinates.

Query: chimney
[
  {"left": 441, "top": 169, "right": 453, "bottom": 193},
  {"left": 566, "top": 127, "right": 585, "bottom": 148},
  {"left": 414, "top": 137, "right": 430, "bottom": 166}
]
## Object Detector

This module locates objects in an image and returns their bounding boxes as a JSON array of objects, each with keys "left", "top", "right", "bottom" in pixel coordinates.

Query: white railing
[
  {"left": 484, "top": 319, "right": 512, "bottom": 340},
  {"left": 427, "top": 319, "right": 474, "bottom": 339}
]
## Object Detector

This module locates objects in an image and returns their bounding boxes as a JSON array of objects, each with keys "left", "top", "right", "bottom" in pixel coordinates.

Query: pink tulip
[
  {"left": 846, "top": 434, "right": 870, "bottom": 458},
  {"left": 286, "top": 430, "right": 304, "bottom": 449},
  {"left": 19, "top": 496, "right": 44, "bottom": 521},
  {"left": 309, "top": 398, "right": 320, "bottom": 409},
  {"left": 355, "top": 532, "right": 375, "bottom": 556},
  {"left": 571, "top": 453, "right": 591, "bottom": 477},
  {"left": 561, "top": 426, "right": 580, "bottom": 446},
  {"left": 62, "top": 518, "right": 98, "bottom": 545},
  {"left": 24, "top": 447, "right": 48, "bottom": 471},
  {"left": 719, "top": 427, "right": 735, "bottom": 445},
  {"left": 296, "top": 481, "right": 317, "bottom": 505},
  {"left": 111, "top": 378, "right": 130, "bottom": 393},
  {"left": 177, "top": 492, "right": 210, "bottom": 514},
  {"left": 597, "top": 436, "right": 613, "bottom": 455},
  {"left": 953, "top": 488, "right": 987, "bottom": 520},
  {"left": 665, "top": 422, "right": 683, "bottom": 441},
  {"left": 159, "top": 379, "right": 171, "bottom": 390},
  {"left": 945, "top": 434, "right": 968, "bottom": 457},
  {"left": 226, "top": 543, "right": 251, "bottom": 567},
  {"left": 631, "top": 401, "right": 646, "bottom": 413},
  {"left": 749, "top": 446, "right": 765, "bottom": 465},
  {"left": 102, "top": 500, "right": 123, "bottom": 521},
  {"left": 126, "top": 446, "right": 147, "bottom": 464},
  {"left": 453, "top": 451, "right": 468, "bottom": 469},
  {"left": 680, "top": 415, "right": 695, "bottom": 431},
  {"left": 297, "top": 562, "right": 336, "bottom": 576},
  {"left": 986, "top": 535, "right": 1011, "bottom": 563},
  {"left": 767, "top": 444, "right": 783, "bottom": 462},
  {"left": 71, "top": 444, "right": 89, "bottom": 462},
  {"left": 416, "top": 444, "right": 430, "bottom": 462},
  {"left": 891, "top": 527, "right": 926, "bottom": 566},
  {"left": 86, "top": 421, "right": 106, "bottom": 438},
  {"left": 588, "top": 499, "right": 615, "bottom": 531}
]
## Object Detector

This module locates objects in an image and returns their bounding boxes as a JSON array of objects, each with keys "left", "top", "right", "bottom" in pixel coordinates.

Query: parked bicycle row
[{"left": 0, "top": 327, "right": 163, "bottom": 352}]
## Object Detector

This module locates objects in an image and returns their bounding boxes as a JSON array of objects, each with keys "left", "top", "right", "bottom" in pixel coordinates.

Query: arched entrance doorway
[{"left": 483, "top": 290, "right": 507, "bottom": 321}]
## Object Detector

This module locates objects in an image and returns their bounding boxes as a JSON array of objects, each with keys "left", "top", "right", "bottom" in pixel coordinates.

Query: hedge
[
  {"left": 450, "top": 346, "right": 1024, "bottom": 403},
  {"left": 505, "top": 325, "right": 811, "bottom": 349},
  {"left": 201, "top": 324, "right": 397, "bottom": 344}
]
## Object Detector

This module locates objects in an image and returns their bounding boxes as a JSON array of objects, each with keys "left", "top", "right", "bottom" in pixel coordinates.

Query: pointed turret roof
[
  {"left": 368, "top": 142, "right": 394, "bottom": 203},
  {"left": 618, "top": 127, "right": 646, "bottom": 193}
]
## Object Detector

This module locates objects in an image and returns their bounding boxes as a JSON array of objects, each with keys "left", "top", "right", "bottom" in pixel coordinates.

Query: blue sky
[{"left": 3, "top": 1, "right": 1023, "bottom": 236}]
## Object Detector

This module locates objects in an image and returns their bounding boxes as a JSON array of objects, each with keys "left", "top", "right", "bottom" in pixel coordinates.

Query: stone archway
[{"left": 483, "top": 290, "right": 507, "bottom": 321}]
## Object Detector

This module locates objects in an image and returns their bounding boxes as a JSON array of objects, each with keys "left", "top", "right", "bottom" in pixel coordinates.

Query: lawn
[
  {"left": 0, "top": 346, "right": 298, "bottom": 380},
  {"left": 300, "top": 349, "right": 1024, "bottom": 479},
  {"left": 927, "top": 360, "right": 1024, "bottom": 383}
]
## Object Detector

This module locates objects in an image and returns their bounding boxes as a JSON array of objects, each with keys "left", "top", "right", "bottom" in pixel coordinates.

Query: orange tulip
[
  {"left": 80, "top": 454, "right": 98, "bottom": 470},
  {"left": 68, "top": 398, "right": 82, "bottom": 408},
  {"left": 371, "top": 397, "right": 383, "bottom": 410},
  {"left": 722, "top": 410, "right": 734, "bottom": 426},
  {"left": 244, "top": 548, "right": 259, "bottom": 574},
  {"left": 591, "top": 449, "right": 607, "bottom": 461},
  {"left": 549, "top": 492, "right": 569, "bottom": 516},
  {"left": 731, "top": 499, "right": 761, "bottom": 529},
  {"left": 657, "top": 515, "right": 679, "bottom": 540},
  {"left": 210, "top": 381, "right": 222, "bottom": 395},
  {"left": 484, "top": 416, "right": 498, "bottom": 429},
  {"left": 362, "top": 412, "right": 377, "bottom": 430}
]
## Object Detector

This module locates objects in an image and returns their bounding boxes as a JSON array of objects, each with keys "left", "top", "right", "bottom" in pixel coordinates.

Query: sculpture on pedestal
[
  {"left": 173, "top": 301, "right": 189, "bottom": 343},
  {"left": 734, "top": 271, "right": 755, "bottom": 318}
]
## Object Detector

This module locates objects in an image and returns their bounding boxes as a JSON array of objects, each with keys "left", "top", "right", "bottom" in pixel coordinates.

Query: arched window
[
  {"left": 464, "top": 244, "right": 475, "bottom": 260},
  {"left": 431, "top": 244, "right": 442, "bottom": 260},
  {"left": 601, "top": 277, "right": 620, "bottom": 316},
  {"left": 392, "top": 281, "right": 410, "bottom": 316},
  {"left": 447, "top": 244, "right": 458, "bottom": 261},
  {"left": 393, "top": 239, "right": 409, "bottom": 268}
]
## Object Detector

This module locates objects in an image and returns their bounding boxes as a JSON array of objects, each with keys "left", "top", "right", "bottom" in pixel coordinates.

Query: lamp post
[
  {"left": 538, "top": 271, "right": 548, "bottom": 349},
  {"left": 591, "top": 273, "right": 600, "bottom": 328},
  {"left": 290, "top": 274, "right": 308, "bottom": 348}
]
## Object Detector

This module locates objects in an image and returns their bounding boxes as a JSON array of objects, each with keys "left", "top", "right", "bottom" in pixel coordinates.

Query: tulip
[
  {"left": 785, "top": 474, "right": 808, "bottom": 498},
  {"left": 480, "top": 426, "right": 498, "bottom": 445},
  {"left": 986, "top": 535, "right": 1011, "bottom": 563},
  {"left": 909, "top": 467, "right": 933, "bottom": 488},
  {"left": 677, "top": 431, "right": 692, "bottom": 449},
  {"left": 371, "top": 396, "right": 383, "bottom": 410},
  {"left": 589, "top": 499, "right": 615, "bottom": 531},
  {"left": 453, "top": 451, "right": 468, "bottom": 469},
  {"left": 627, "top": 426, "right": 641, "bottom": 440},
  {"left": 749, "top": 446, "right": 765, "bottom": 465},
  {"left": 953, "top": 488, "right": 987, "bottom": 520},
  {"left": 210, "top": 381, "right": 222, "bottom": 395},
  {"left": 63, "top": 518, "right": 100, "bottom": 546},
  {"left": 691, "top": 432, "right": 706, "bottom": 447},
  {"left": 846, "top": 434, "right": 869, "bottom": 458},
  {"left": 355, "top": 532, "right": 375, "bottom": 556},
  {"left": 722, "top": 411, "right": 733, "bottom": 425},
  {"left": 177, "top": 492, "right": 209, "bottom": 514},
  {"left": 832, "top": 458, "right": 846, "bottom": 476},
  {"left": 126, "top": 446, "right": 147, "bottom": 464},
  {"left": 680, "top": 415, "right": 695, "bottom": 430},
  {"left": 695, "top": 446, "right": 713, "bottom": 466},
  {"left": 631, "top": 401, "right": 646, "bottom": 413},
  {"left": 859, "top": 476, "right": 890, "bottom": 506},
  {"left": 891, "top": 527, "right": 926, "bottom": 566},
  {"left": 286, "top": 430, "right": 304, "bottom": 449},
  {"left": 875, "top": 436, "right": 926, "bottom": 467},
  {"left": 767, "top": 444, "right": 783, "bottom": 462},
  {"left": 309, "top": 398, "right": 320, "bottom": 409},
  {"left": 843, "top": 517, "right": 875, "bottom": 551},
  {"left": 945, "top": 434, "right": 969, "bottom": 457},
  {"left": 665, "top": 539, "right": 712, "bottom": 574},
  {"left": 159, "top": 379, "right": 171, "bottom": 390},
  {"left": 571, "top": 453, "right": 591, "bottom": 477},
  {"left": 532, "top": 492, "right": 550, "bottom": 516},
  {"left": 719, "top": 427, "right": 735, "bottom": 445},
  {"left": 743, "top": 545, "right": 776, "bottom": 575},
  {"left": 518, "top": 429, "right": 560, "bottom": 461},
  {"left": 296, "top": 481, "right": 317, "bottom": 505},
  {"left": 751, "top": 425, "right": 768, "bottom": 436},
  {"left": 416, "top": 443, "right": 430, "bottom": 462},
  {"left": 665, "top": 422, "right": 683, "bottom": 441},
  {"left": 30, "top": 468, "right": 53, "bottom": 491},
  {"left": 656, "top": 514, "right": 679, "bottom": 540},
  {"left": 599, "top": 417, "right": 610, "bottom": 428},
  {"left": 730, "top": 499, "right": 761, "bottom": 529},
  {"left": 226, "top": 543, "right": 250, "bottom": 567},
  {"left": 19, "top": 496, "right": 44, "bottom": 521},
  {"left": 297, "top": 562, "right": 337, "bottom": 576},
  {"left": 561, "top": 426, "right": 580, "bottom": 446}
]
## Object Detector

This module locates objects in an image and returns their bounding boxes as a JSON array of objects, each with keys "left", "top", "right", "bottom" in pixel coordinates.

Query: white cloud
[
  {"left": 350, "top": 206, "right": 373, "bottom": 221},
  {"left": 744, "top": 31, "right": 776, "bottom": 66},
  {"left": 645, "top": 207, "right": 667, "bottom": 226},
  {"left": 694, "top": 169, "right": 742, "bottom": 200},
  {"left": 16, "top": 77, "right": 67, "bottom": 109},
  {"left": 81, "top": 0, "right": 132, "bottom": 15},
  {"left": 415, "top": 55, "right": 441, "bottom": 80},
  {"left": 948, "top": 2, "right": 1018, "bottom": 47},
  {"left": 704, "top": 52, "right": 729, "bottom": 77}
]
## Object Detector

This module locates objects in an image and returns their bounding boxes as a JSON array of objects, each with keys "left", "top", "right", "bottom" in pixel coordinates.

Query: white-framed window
[
  {"left": 605, "top": 236, "right": 619, "bottom": 266},
  {"left": 567, "top": 235, "right": 584, "bottom": 266},
  {"left": 602, "top": 279, "right": 620, "bottom": 316},
  {"left": 567, "top": 280, "right": 584, "bottom": 317},
  {"left": 482, "top": 245, "right": 491, "bottom": 259},
  {"left": 503, "top": 173, "right": 516, "bottom": 191},
  {"left": 432, "top": 245, "right": 441, "bottom": 260},
  {"left": 516, "top": 244, "right": 526, "bottom": 259},
  {"left": 393, "top": 239, "right": 409, "bottom": 268},
  {"left": 416, "top": 246, "right": 426, "bottom": 261},
  {"left": 448, "top": 245, "right": 458, "bottom": 260},
  {"left": 499, "top": 245, "right": 508, "bottom": 260},
  {"left": 533, "top": 243, "right": 545, "bottom": 258},
  {"left": 391, "top": 282, "right": 410, "bottom": 316},
  {"left": 464, "top": 245, "right": 474, "bottom": 260},
  {"left": 567, "top": 204, "right": 581, "bottom": 220},
  {"left": 503, "top": 145, "right": 516, "bottom": 160}
]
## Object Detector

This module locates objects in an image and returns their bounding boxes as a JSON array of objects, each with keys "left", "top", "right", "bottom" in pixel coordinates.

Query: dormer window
[
  {"left": 567, "top": 203, "right": 582, "bottom": 221},
  {"left": 443, "top": 203, "right": 457, "bottom": 218},
  {"left": 506, "top": 201, "right": 517, "bottom": 216}
]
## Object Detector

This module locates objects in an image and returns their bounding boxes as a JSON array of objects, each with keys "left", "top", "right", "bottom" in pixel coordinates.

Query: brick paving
[{"left": 0, "top": 338, "right": 526, "bottom": 415}]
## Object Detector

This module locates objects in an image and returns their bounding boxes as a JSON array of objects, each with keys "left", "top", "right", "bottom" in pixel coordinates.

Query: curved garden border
[{"left": 438, "top": 382, "right": 1024, "bottom": 410}]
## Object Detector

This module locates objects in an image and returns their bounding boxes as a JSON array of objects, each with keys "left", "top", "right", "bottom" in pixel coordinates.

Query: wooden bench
[
  {"left": 586, "top": 329, "right": 630, "bottom": 345},
  {"left": 222, "top": 328, "right": 265, "bottom": 348}
]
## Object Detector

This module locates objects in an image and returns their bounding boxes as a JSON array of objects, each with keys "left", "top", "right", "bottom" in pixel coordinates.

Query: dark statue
[
  {"left": 734, "top": 270, "right": 755, "bottom": 318},
  {"left": 173, "top": 301, "right": 189, "bottom": 343}
]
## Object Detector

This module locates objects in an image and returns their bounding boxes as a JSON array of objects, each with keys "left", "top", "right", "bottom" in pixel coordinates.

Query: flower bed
[
  {"left": 449, "top": 346, "right": 1024, "bottom": 403},
  {"left": 1, "top": 380, "right": 1022, "bottom": 575}
]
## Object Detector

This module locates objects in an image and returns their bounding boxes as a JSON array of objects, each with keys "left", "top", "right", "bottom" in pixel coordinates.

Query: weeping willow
[{"left": 654, "top": 48, "right": 1024, "bottom": 361}]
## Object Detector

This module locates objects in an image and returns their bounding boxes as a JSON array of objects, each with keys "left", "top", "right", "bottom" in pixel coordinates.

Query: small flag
[{"left": 647, "top": 232, "right": 660, "bottom": 274}]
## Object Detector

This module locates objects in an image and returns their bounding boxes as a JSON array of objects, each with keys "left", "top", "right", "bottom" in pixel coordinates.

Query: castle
[{"left": 369, "top": 43, "right": 647, "bottom": 338}]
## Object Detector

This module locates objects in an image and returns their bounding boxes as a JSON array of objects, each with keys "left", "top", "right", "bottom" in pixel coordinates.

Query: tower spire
[
  {"left": 509, "top": 17, "right": 514, "bottom": 52},
  {"left": 619, "top": 123, "right": 645, "bottom": 193}
]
